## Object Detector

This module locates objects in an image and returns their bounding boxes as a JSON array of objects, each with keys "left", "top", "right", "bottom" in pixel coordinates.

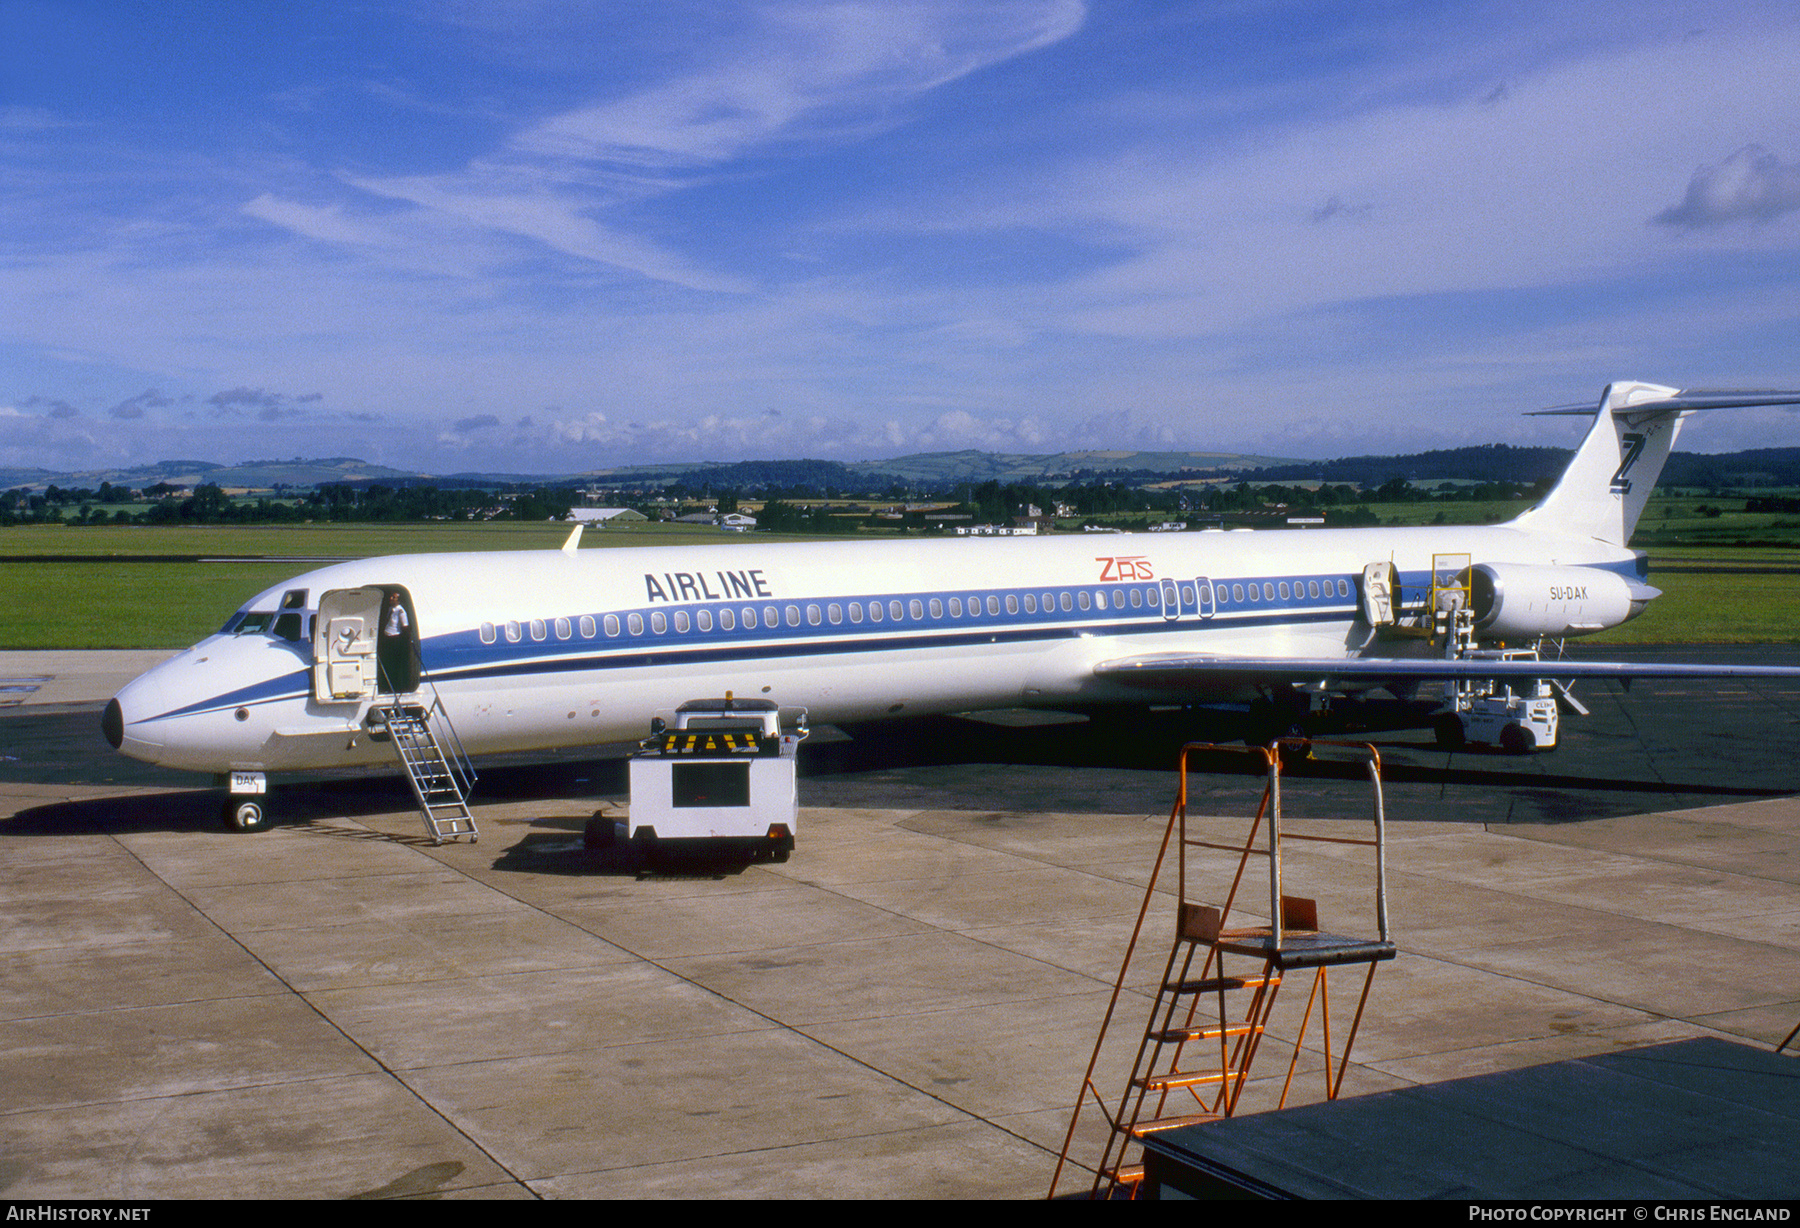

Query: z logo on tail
[{"left": 1610, "top": 432, "right": 1647, "bottom": 495}]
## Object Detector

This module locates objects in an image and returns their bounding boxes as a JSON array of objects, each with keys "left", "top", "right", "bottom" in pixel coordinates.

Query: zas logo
[{"left": 1097, "top": 556, "right": 1153, "bottom": 581}]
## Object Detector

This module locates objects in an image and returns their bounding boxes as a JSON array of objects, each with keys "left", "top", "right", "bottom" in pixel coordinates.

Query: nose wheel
[{"left": 221, "top": 795, "right": 273, "bottom": 832}]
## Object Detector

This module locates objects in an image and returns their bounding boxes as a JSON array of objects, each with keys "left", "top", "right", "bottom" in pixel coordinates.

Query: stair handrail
[{"left": 416, "top": 664, "right": 478, "bottom": 802}]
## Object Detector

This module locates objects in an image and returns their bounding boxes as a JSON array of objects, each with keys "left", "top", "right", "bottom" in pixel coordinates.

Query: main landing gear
[{"left": 1246, "top": 684, "right": 1310, "bottom": 748}]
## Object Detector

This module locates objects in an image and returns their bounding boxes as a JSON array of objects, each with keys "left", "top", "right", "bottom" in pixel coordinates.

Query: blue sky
[{"left": 5, "top": 1, "right": 1800, "bottom": 474}]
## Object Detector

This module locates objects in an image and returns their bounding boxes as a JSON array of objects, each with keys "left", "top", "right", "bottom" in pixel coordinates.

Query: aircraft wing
[{"left": 1092, "top": 652, "right": 1800, "bottom": 691}]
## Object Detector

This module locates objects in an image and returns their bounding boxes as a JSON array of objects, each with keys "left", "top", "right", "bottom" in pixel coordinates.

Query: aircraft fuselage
[{"left": 107, "top": 523, "right": 1638, "bottom": 775}]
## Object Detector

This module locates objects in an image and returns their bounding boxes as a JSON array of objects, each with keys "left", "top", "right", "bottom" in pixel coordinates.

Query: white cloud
[
  {"left": 341, "top": 169, "right": 752, "bottom": 293},
  {"left": 1654, "top": 145, "right": 1800, "bottom": 228},
  {"left": 513, "top": 1, "right": 1086, "bottom": 167}
]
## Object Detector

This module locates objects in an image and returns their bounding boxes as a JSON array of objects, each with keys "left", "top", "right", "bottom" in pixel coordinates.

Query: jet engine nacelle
[{"left": 1469, "top": 563, "right": 1654, "bottom": 639}]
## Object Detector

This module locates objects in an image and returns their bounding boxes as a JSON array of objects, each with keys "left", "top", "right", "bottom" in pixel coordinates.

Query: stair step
[
  {"left": 1165, "top": 974, "right": 1276, "bottom": 995},
  {"left": 1133, "top": 1069, "right": 1244, "bottom": 1092},
  {"left": 1130, "top": 1112, "right": 1223, "bottom": 1137},
  {"left": 1149, "top": 1022, "right": 1260, "bottom": 1044}
]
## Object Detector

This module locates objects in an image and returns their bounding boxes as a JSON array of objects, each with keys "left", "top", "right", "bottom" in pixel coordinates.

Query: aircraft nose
[{"left": 102, "top": 698, "right": 124, "bottom": 750}]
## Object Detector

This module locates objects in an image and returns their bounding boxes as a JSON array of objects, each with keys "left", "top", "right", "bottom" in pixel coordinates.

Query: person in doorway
[{"left": 378, "top": 592, "right": 411, "bottom": 693}]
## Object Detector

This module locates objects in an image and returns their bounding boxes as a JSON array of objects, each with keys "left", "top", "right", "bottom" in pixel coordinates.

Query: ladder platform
[{"left": 1214, "top": 931, "right": 1398, "bottom": 970}]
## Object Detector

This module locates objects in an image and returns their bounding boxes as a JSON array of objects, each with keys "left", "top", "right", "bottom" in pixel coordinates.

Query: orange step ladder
[{"left": 1048, "top": 739, "right": 1396, "bottom": 1199}]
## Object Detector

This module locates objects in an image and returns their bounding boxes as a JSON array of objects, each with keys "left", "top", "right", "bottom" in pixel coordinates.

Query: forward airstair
[
  {"left": 1048, "top": 739, "right": 1395, "bottom": 1199},
  {"left": 373, "top": 668, "right": 479, "bottom": 844}
]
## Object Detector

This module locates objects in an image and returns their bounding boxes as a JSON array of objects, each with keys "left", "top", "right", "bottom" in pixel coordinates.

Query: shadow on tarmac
[{"left": 5, "top": 664, "right": 1795, "bottom": 844}]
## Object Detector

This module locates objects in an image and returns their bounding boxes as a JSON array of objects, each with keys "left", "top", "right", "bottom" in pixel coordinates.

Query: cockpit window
[
  {"left": 280, "top": 589, "right": 308, "bottom": 610},
  {"left": 234, "top": 611, "right": 274, "bottom": 634}
]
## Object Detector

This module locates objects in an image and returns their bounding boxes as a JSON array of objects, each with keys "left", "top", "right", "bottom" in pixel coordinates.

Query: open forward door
[{"left": 313, "top": 586, "right": 417, "bottom": 702}]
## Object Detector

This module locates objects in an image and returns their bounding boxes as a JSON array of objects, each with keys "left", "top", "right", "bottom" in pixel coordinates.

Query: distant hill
[
  {"left": 577, "top": 448, "right": 1305, "bottom": 489},
  {"left": 1242, "top": 443, "right": 1575, "bottom": 486},
  {"left": 1661, "top": 447, "right": 1800, "bottom": 489},
  {"left": 9, "top": 443, "right": 1800, "bottom": 496},
  {"left": 0, "top": 456, "right": 429, "bottom": 491}
]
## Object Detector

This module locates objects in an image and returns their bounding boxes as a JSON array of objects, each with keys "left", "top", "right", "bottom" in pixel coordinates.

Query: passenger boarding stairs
[
  {"left": 1048, "top": 739, "right": 1394, "bottom": 1199},
  {"left": 373, "top": 664, "right": 478, "bottom": 845}
]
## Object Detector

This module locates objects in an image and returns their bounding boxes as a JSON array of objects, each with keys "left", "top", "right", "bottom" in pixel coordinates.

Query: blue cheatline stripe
[
  {"left": 142, "top": 670, "right": 315, "bottom": 722},
  {"left": 431, "top": 605, "right": 1356, "bottom": 685}
]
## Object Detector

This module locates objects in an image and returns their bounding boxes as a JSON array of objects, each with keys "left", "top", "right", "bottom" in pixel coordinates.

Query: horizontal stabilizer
[{"left": 1531, "top": 389, "right": 1800, "bottom": 417}]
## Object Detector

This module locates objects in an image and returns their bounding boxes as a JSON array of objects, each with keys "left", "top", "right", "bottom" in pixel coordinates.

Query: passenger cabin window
[
  {"left": 480, "top": 621, "right": 496, "bottom": 644},
  {"left": 530, "top": 619, "right": 546, "bottom": 641},
  {"left": 580, "top": 615, "right": 596, "bottom": 638},
  {"left": 674, "top": 610, "right": 690, "bottom": 633},
  {"left": 697, "top": 609, "right": 713, "bottom": 632},
  {"left": 651, "top": 612, "right": 667, "bottom": 634},
  {"left": 627, "top": 613, "right": 644, "bottom": 636},
  {"left": 505, "top": 621, "right": 521, "bottom": 643},
  {"left": 555, "top": 617, "right": 571, "bottom": 639}
]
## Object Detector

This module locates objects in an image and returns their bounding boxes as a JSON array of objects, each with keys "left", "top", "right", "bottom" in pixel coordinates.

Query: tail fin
[{"left": 1511, "top": 381, "right": 1800, "bottom": 545}]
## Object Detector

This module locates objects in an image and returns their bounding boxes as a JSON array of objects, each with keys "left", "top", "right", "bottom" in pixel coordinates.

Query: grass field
[{"left": 3, "top": 515, "right": 1797, "bottom": 649}]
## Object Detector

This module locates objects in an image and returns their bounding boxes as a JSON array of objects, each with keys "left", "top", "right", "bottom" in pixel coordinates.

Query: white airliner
[{"left": 104, "top": 380, "right": 1800, "bottom": 830}]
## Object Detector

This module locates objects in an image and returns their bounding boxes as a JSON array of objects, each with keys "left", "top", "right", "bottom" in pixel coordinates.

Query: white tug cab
[{"left": 600, "top": 696, "right": 806, "bottom": 863}]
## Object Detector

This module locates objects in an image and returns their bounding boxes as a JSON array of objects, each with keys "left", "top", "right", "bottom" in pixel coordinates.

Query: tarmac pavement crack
[{"left": 104, "top": 829, "right": 539, "bottom": 1199}]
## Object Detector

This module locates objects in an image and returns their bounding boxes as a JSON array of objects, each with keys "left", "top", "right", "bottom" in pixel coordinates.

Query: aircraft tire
[
  {"left": 1434, "top": 713, "right": 1467, "bottom": 750},
  {"left": 1500, "top": 723, "right": 1537, "bottom": 755},
  {"left": 221, "top": 796, "right": 271, "bottom": 833}
]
